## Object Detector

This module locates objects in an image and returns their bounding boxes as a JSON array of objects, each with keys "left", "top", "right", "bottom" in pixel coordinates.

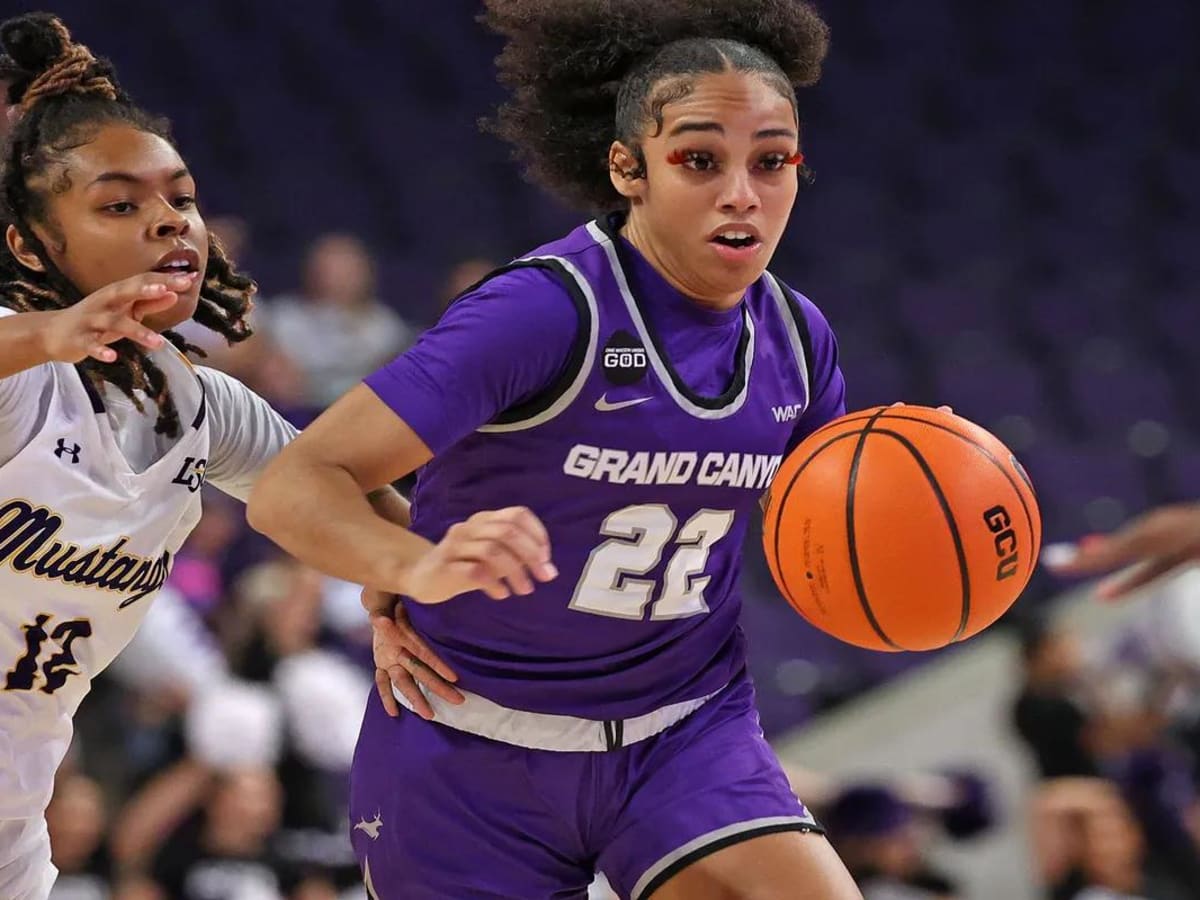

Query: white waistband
[{"left": 391, "top": 682, "right": 720, "bottom": 752}]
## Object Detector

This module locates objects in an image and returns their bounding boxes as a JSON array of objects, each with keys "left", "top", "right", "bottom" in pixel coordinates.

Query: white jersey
[{"left": 0, "top": 307, "right": 297, "bottom": 821}]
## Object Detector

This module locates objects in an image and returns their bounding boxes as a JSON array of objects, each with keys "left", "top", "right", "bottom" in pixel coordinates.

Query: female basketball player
[
  {"left": 249, "top": 1, "right": 863, "bottom": 897},
  {"left": 0, "top": 14, "right": 452, "bottom": 898}
]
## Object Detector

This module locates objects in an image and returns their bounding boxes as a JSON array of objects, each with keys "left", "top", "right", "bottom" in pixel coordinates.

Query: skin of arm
[
  {"left": 0, "top": 310, "right": 59, "bottom": 379},
  {"left": 246, "top": 385, "right": 436, "bottom": 593}
]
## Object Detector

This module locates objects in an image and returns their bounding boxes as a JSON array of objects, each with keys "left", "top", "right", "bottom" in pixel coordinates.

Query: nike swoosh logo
[{"left": 595, "top": 395, "right": 652, "bottom": 412}]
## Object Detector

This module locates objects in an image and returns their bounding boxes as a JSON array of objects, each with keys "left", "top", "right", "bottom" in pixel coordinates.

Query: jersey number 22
[{"left": 570, "top": 504, "right": 735, "bottom": 620}]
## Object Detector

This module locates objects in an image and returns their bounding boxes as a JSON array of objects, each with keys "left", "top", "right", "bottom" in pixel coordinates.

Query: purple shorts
[{"left": 349, "top": 674, "right": 821, "bottom": 899}]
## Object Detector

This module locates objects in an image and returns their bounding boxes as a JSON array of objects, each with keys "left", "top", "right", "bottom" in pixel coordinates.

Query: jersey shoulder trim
[
  {"left": 764, "top": 273, "right": 814, "bottom": 399},
  {"left": 456, "top": 257, "right": 600, "bottom": 433}
]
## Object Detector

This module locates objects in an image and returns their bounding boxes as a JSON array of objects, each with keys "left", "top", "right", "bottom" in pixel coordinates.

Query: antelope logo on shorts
[
  {"left": 354, "top": 812, "right": 383, "bottom": 841},
  {"left": 983, "top": 505, "right": 1019, "bottom": 581}
]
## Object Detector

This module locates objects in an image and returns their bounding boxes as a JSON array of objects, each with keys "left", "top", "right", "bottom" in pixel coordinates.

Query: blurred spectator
[
  {"left": 110, "top": 876, "right": 167, "bottom": 900},
  {"left": 89, "top": 589, "right": 228, "bottom": 796},
  {"left": 824, "top": 783, "right": 964, "bottom": 900},
  {"left": 1014, "top": 610, "right": 1200, "bottom": 896},
  {"left": 230, "top": 560, "right": 371, "bottom": 829},
  {"left": 1031, "top": 777, "right": 1192, "bottom": 900},
  {"left": 439, "top": 256, "right": 498, "bottom": 311},
  {"left": 168, "top": 489, "right": 241, "bottom": 621},
  {"left": 813, "top": 769, "right": 994, "bottom": 899},
  {"left": 208, "top": 215, "right": 252, "bottom": 264},
  {"left": 106, "top": 677, "right": 361, "bottom": 900},
  {"left": 263, "top": 234, "right": 416, "bottom": 406},
  {"left": 110, "top": 686, "right": 283, "bottom": 894},
  {"left": 1112, "top": 570, "right": 1200, "bottom": 683},
  {"left": 1087, "top": 666, "right": 1200, "bottom": 891},
  {"left": 1013, "top": 618, "right": 1101, "bottom": 778},
  {"left": 150, "top": 766, "right": 287, "bottom": 900},
  {"left": 231, "top": 562, "right": 330, "bottom": 680},
  {"left": 202, "top": 332, "right": 319, "bottom": 429},
  {"left": 47, "top": 774, "right": 111, "bottom": 900}
]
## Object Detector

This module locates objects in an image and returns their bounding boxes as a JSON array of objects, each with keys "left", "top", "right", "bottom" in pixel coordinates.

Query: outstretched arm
[
  {"left": 1046, "top": 503, "right": 1200, "bottom": 598},
  {"left": 0, "top": 271, "right": 194, "bottom": 378},
  {"left": 246, "top": 385, "right": 438, "bottom": 591},
  {"left": 246, "top": 384, "right": 555, "bottom": 603}
]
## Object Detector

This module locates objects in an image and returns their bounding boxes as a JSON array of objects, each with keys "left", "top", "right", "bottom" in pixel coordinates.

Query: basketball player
[
  {"left": 0, "top": 14, "right": 446, "bottom": 899},
  {"left": 1047, "top": 503, "right": 1200, "bottom": 599},
  {"left": 248, "top": 1, "right": 863, "bottom": 897}
]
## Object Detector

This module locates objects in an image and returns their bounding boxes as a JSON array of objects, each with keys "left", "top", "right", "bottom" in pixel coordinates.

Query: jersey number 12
[{"left": 5, "top": 615, "right": 93, "bottom": 695}]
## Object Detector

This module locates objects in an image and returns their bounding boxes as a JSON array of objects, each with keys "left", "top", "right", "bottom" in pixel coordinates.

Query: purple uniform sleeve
[
  {"left": 788, "top": 293, "right": 847, "bottom": 453},
  {"left": 364, "top": 267, "right": 580, "bottom": 454}
]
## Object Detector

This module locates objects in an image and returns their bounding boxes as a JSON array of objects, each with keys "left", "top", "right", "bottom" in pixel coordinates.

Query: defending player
[{"left": 0, "top": 14, "right": 438, "bottom": 898}]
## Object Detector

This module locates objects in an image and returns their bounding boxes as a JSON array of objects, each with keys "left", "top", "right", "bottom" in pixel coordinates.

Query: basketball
[{"left": 762, "top": 406, "right": 1042, "bottom": 652}]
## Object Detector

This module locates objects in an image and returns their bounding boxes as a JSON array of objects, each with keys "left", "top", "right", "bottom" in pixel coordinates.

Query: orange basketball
[{"left": 762, "top": 406, "right": 1041, "bottom": 652}]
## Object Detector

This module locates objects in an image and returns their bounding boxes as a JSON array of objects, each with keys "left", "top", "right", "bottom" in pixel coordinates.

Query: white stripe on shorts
[{"left": 630, "top": 815, "right": 821, "bottom": 900}]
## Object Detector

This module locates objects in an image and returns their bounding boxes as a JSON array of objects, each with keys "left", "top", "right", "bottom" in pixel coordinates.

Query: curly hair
[
  {"left": 482, "top": 0, "right": 830, "bottom": 212},
  {"left": 0, "top": 13, "right": 255, "bottom": 438}
]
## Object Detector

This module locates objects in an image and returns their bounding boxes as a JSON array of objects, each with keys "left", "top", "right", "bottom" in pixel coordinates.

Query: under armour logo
[
  {"left": 54, "top": 439, "right": 81, "bottom": 464},
  {"left": 354, "top": 812, "right": 383, "bottom": 841}
]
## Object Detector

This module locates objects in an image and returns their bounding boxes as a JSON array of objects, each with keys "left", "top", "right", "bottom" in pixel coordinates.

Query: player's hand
[
  {"left": 1045, "top": 503, "right": 1200, "bottom": 599},
  {"left": 402, "top": 506, "right": 557, "bottom": 605},
  {"left": 891, "top": 402, "right": 955, "bottom": 414},
  {"left": 38, "top": 271, "right": 199, "bottom": 364},
  {"left": 365, "top": 590, "right": 464, "bottom": 720}
]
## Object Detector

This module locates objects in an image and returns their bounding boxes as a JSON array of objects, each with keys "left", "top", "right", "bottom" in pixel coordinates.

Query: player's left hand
[
  {"left": 1045, "top": 503, "right": 1200, "bottom": 600},
  {"left": 364, "top": 588, "right": 464, "bottom": 719}
]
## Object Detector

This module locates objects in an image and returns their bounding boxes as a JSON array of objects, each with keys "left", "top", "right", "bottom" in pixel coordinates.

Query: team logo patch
[{"left": 601, "top": 330, "right": 648, "bottom": 386}]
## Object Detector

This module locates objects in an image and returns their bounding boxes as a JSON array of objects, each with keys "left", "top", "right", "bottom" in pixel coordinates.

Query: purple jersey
[{"left": 366, "top": 214, "right": 845, "bottom": 720}]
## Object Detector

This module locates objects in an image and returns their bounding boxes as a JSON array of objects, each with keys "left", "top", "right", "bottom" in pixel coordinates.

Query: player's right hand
[
  {"left": 1046, "top": 502, "right": 1200, "bottom": 599},
  {"left": 402, "top": 506, "right": 558, "bottom": 605},
  {"left": 39, "top": 271, "right": 200, "bottom": 364}
]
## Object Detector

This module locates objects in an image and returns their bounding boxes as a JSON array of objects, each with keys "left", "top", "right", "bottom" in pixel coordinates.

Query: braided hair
[
  {"left": 481, "top": 0, "right": 830, "bottom": 212},
  {"left": 0, "top": 13, "right": 255, "bottom": 438}
]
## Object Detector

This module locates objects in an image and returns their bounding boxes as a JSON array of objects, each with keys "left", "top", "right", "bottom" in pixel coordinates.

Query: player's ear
[
  {"left": 609, "top": 142, "right": 647, "bottom": 203},
  {"left": 5, "top": 225, "right": 46, "bottom": 273}
]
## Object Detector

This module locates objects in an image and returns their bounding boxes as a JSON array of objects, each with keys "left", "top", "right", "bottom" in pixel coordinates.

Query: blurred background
[{"left": 8, "top": 1, "right": 1200, "bottom": 898}]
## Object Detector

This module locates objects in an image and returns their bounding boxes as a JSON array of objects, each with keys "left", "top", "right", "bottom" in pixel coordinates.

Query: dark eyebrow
[
  {"left": 88, "top": 168, "right": 191, "bottom": 187},
  {"left": 667, "top": 122, "right": 797, "bottom": 140}
]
